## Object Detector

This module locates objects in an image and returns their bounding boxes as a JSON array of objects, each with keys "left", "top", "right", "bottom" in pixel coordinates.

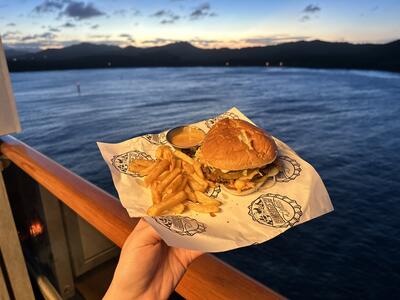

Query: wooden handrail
[{"left": 0, "top": 135, "right": 284, "bottom": 300}]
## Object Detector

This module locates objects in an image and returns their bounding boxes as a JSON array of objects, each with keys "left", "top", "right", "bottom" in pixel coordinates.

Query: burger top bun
[{"left": 200, "top": 119, "right": 278, "bottom": 170}]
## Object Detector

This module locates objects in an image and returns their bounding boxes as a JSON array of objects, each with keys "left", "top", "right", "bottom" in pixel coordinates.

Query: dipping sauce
[{"left": 167, "top": 126, "right": 205, "bottom": 149}]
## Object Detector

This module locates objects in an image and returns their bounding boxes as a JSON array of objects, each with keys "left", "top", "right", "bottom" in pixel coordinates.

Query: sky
[{"left": 1, "top": 0, "right": 399, "bottom": 51}]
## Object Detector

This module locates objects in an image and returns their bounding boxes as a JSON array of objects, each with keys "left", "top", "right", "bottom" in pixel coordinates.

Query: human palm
[{"left": 104, "top": 219, "right": 203, "bottom": 300}]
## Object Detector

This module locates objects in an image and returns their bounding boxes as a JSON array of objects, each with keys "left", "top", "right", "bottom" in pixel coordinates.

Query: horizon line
[{"left": 4, "top": 37, "right": 400, "bottom": 52}]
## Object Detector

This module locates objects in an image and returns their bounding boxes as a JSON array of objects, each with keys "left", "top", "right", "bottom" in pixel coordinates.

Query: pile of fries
[{"left": 129, "top": 146, "right": 221, "bottom": 216}]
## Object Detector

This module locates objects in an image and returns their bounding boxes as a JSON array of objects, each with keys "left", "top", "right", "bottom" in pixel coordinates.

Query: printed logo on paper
[
  {"left": 248, "top": 193, "right": 302, "bottom": 228},
  {"left": 154, "top": 216, "right": 206, "bottom": 236},
  {"left": 276, "top": 156, "right": 302, "bottom": 182},
  {"left": 205, "top": 112, "right": 240, "bottom": 128},
  {"left": 142, "top": 132, "right": 167, "bottom": 145},
  {"left": 111, "top": 150, "right": 153, "bottom": 177}
]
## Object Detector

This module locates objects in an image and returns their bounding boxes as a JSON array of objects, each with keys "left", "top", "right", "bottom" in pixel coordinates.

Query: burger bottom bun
[{"left": 221, "top": 176, "right": 275, "bottom": 196}]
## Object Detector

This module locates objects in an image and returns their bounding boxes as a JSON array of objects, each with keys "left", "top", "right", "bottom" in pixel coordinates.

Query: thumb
[{"left": 123, "top": 218, "right": 162, "bottom": 251}]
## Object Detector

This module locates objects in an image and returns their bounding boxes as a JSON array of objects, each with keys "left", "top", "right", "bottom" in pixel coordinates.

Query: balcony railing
[{"left": 0, "top": 135, "right": 284, "bottom": 299}]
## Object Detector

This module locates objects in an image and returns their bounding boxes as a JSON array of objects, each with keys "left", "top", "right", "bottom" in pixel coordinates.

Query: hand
[{"left": 104, "top": 218, "right": 203, "bottom": 300}]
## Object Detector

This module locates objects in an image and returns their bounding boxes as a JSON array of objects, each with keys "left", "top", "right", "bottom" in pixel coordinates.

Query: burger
[{"left": 196, "top": 118, "right": 280, "bottom": 195}]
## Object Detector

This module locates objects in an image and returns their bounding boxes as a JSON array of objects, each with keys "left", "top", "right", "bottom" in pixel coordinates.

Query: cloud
[
  {"left": 151, "top": 10, "right": 168, "bottom": 18},
  {"left": 7, "top": 23, "right": 16, "bottom": 27},
  {"left": 142, "top": 38, "right": 179, "bottom": 45},
  {"left": 61, "top": 22, "right": 76, "bottom": 28},
  {"left": 151, "top": 10, "right": 180, "bottom": 24},
  {"left": 303, "top": 4, "right": 321, "bottom": 14},
  {"left": 190, "top": 3, "right": 217, "bottom": 20},
  {"left": 89, "top": 34, "right": 111, "bottom": 39},
  {"left": 5, "top": 37, "right": 126, "bottom": 51},
  {"left": 161, "top": 15, "right": 180, "bottom": 24},
  {"left": 120, "top": 33, "right": 135, "bottom": 42},
  {"left": 300, "top": 4, "right": 321, "bottom": 22},
  {"left": 48, "top": 26, "right": 61, "bottom": 32},
  {"left": 91, "top": 24, "right": 99, "bottom": 29},
  {"left": 3, "top": 44, "right": 40, "bottom": 53},
  {"left": 2, "top": 31, "right": 21, "bottom": 40},
  {"left": 33, "top": 0, "right": 64, "bottom": 14},
  {"left": 131, "top": 9, "right": 141, "bottom": 16},
  {"left": 189, "top": 38, "right": 222, "bottom": 47},
  {"left": 140, "top": 36, "right": 308, "bottom": 49},
  {"left": 243, "top": 35, "right": 310, "bottom": 45},
  {"left": 300, "top": 15, "right": 310, "bottom": 22},
  {"left": 60, "top": 1, "right": 106, "bottom": 20},
  {"left": 20, "top": 32, "right": 57, "bottom": 42},
  {"left": 5, "top": 39, "right": 78, "bottom": 50},
  {"left": 113, "top": 9, "right": 126, "bottom": 16}
]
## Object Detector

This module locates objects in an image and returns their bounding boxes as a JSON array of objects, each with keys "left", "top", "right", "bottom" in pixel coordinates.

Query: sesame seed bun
[{"left": 200, "top": 119, "right": 278, "bottom": 170}]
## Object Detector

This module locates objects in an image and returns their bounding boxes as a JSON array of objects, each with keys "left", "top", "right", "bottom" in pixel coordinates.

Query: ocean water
[{"left": 10, "top": 67, "right": 400, "bottom": 299}]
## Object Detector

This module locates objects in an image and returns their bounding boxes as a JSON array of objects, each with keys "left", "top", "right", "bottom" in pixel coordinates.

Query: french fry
[
  {"left": 164, "top": 203, "right": 185, "bottom": 215},
  {"left": 144, "top": 159, "right": 169, "bottom": 187},
  {"left": 182, "top": 162, "right": 195, "bottom": 174},
  {"left": 157, "top": 168, "right": 180, "bottom": 193},
  {"left": 176, "top": 159, "right": 182, "bottom": 169},
  {"left": 188, "top": 178, "right": 207, "bottom": 192},
  {"left": 156, "top": 145, "right": 174, "bottom": 160},
  {"left": 190, "top": 172, "right": 208, "bottom": 189},
  {"left": 174, "top": 150, "right": 194, "bottom": 165},
  {"left": 158, "top": 170, "right": 170, "bottom": 182},
  {"left": 184, "top": 186, "right": 197, "bottom": 202},
  {"left": 155, "top": 145, "right": 169, "bottom": 159},
  {"left": 194, "top": 191, "right": 222, "bottom": 206},
  {"left": 128, "top": 163, "right": 143, "bottom": 173},
  {"left": 193, "top": 161, "right": 204, "bottom": 179},
  {"left": 169, "top": 157, "right": 176, "bottom": 171},
  {"left": 147, "top": 191, "right": 187, "bottom": 216},
  {"left": 186, "top": 202, "right": 220, "bottom": 213},
  {"left": 129, "top": 159, "right": 155, "bottom": 173},
  {"left": 190, "top": 173, "right": 208, "bottom": 192},
  {"left": 155, "top": 147, "right": 163, "bottom": 159},
  {"left": 139, "top": 160, "right": 159, "bottom": 176},
  {"left": 136, "top": 145, "right": 222, "bottom": 216},
  {"left": 161, "top": 146, "right": 174, "bottom": 160},
  {"left": 178, "top": 176, "right": 188, "bottom": 192},
  {"left": 164, "top": 174, "right": 183, "bottom": 195},
  {"left": 133, "top": 159, "right": 154, "bottom": 167},
  {"left": 151, "top": 185, "right": 161, "bottom": 204}
]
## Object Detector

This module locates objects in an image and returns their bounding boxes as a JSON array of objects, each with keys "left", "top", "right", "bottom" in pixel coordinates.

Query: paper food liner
[{"left": 98, "top": 107, "right": 333, "bottom": 252}]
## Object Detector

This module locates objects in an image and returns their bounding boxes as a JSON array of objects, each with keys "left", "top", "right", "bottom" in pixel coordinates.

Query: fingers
[
  {"left": 189, "top": 250, "right": 204, "bottom": 260},
  {"left": 186, "top": 250, "right": 204, "bottom": 265},
  {"left": 124, "top": 219, "right": 205, "bottom": 261},
  {"left": 123, "top": 218, "right": 162, "bottom": 250}
]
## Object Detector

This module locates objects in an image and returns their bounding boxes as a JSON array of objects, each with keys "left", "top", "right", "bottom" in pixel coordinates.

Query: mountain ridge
[{"left": 6, "top": 39, "right": 400, "bottom": 72}]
